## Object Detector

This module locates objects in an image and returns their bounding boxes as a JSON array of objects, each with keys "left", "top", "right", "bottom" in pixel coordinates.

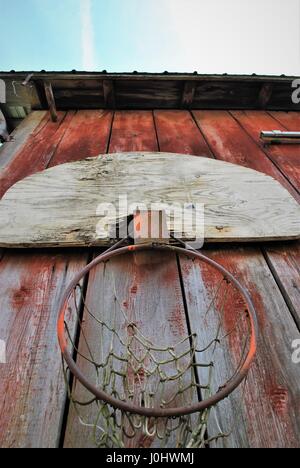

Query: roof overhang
[{"left": 0, "top": 72, "right": 299, "bottom": 129}]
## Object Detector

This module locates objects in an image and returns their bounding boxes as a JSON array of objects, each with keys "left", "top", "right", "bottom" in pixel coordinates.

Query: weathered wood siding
[{"left": 0, "top": 109, "right": 299, "bottom": 448}]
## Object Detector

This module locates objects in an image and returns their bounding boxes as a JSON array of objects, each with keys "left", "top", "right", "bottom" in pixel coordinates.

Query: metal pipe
[{"left": 261, "top": 130, "right": 300, "bottom": 144}]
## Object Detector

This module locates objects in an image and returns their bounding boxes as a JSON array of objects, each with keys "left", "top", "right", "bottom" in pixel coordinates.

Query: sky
[{"left": 0, "top": 0, "right": 299, "bottom": 75}]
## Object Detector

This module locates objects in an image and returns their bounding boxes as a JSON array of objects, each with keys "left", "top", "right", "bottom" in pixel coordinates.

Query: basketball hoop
[{"left": 58, "top": 238, "right": 258, "bottom": 448}]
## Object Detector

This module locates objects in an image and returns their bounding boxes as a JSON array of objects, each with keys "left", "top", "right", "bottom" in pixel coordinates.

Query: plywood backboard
[{"left": 0, "top": 152, "right": 299, "bottom": 247}]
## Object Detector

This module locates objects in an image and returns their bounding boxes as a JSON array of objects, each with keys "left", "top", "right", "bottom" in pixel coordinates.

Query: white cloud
[
  {"left": 161, "top": 0, "right": 300, "bottom": 75},
  {"left": 80, "top": 0, "right": 97, "bottom": 70}
]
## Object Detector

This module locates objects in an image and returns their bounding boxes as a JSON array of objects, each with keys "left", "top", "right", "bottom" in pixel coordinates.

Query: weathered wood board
[
  {"left": 0, "top": 152, "right": 299, "bottom": 248},
  {"left": 264, "top": 243, "right": 300, "bottom": 329},
  {"left": 0, "top": 111, "right": 47, "bottom": 171},
  {"left": 154, "top": 110, "right": 213, "bottom": 156},
  {"left": 0, "top": 108, "right": 300, "bottom": 449},
  {"left": 192, "top": 110, "right": 300, "bottom": 201},
  {"left": 230, "top": 110, "right": 300, "bottom": 194},
  {"left": 0, "top": 249, "right": 89, "bottom": 448},
  {"left": 179, "top": 248, "right": 300, "bottom": 448},
  {"left": 0, "top": 110, "right": 112, "bottom": 448}
]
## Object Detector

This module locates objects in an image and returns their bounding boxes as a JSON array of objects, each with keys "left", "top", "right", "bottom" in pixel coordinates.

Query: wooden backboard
[{"left": 0, "top": 152, "right": 299, "bottom": 247}]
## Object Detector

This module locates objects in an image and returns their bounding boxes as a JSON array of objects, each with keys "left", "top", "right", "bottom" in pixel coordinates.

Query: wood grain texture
[
  {"left": 1, "top": 108, "right": 300, "bottom": 450},
  {"left": 179, "top": 248, "right": 300, "bottom": 448},
  {"left": 0, "top": 109, "right": 114, "bottom": 447},
  {"left": 44, "top": 82, "right": 58, "bottom": 122},
  {"left": 2, "top": 74, "right": 299, "bottom": 119},
  {"left": 64, "top": 102, "right": 195, "bottom": 448},
  {"left": 181, "top": 82, "right": 196, "bottom": 108},
  {"left": 0, "top": 250, "right": 89, "bottom": 448},
  {"left": 229, "top": 110, "right": 300, "bottom": 333},
  {"left": 264, "top": 244, "right": 300, "bottom": 328},
  {"left": 51, "top": 80, "right": 105, "bottom": 109},
  {"left": 103, "top": 80, "right": 116, "bottom": 109},
  {"left": 155, "top": 111, "right": 300, "bottom": 448},
  {"left": 109, "top": 111, "right": 158, "bottom": 153},
  {"left": 0, "top": 111, "right": 47, "bottom": 171},
  {"left": 48, "top": 110, "right": 114, "bottom": 167},
  {"left": 0, "top": 152, "right": 299, "bottom": 248},
  {"left": 0, "top": 111, "right": 74, "bottom": 198},
  {"left": 154, "top": 110, "right": 213, "bottom": 156},
  {"left": 258, "top": 83, "right": 273, "bottom": 109},
  {"left": 197, "top": 110, "right": 300, "bottom": 321},
  {"left": 114, "top": 80, "right": 181, "bottom": 109},
  {"left": 269, "top": 110, "right": 300, "bottom": 129},
  {"left": 193, "top": 110, "right": 300, "bottom": 202},
  {"left": 231, "top": 110, "right": 300, "bottom": 194}
]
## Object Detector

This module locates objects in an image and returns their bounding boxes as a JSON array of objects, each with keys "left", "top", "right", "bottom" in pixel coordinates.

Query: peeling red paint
[
  {"left": 1, "top": 107, "right": 299, "bottom": 448},
  {"left": 130, "top": 284, "right": 138, "bottom": 294},
  {"left": 127, "top": 365, "right": 146, "bottom": 386},
  {"left": 160, "top": 267, "right": 178, "bottom": 287},
  {"left": 109, "top": 111, "right": 158, "bottom": 153},
  {"left": 187, "top": 251, "right": 260, "bottom": 367},
  {"left": 11, "top": 285, "right": 31, "bottom": 309},
  {"left": 49, "top": 110, "right": 113, "bottom": 166},
  {"left": 154, "top": 110, "right": 213, "bottom": 157},
  {"left": 268, "top": 386, "right": 289, "bottom": 416},
  {"left": 0, "top": 112, "right": 73, "bottom": 199},
  {"left": 168, "top": 304, "right": 186, "bottom": 337}
]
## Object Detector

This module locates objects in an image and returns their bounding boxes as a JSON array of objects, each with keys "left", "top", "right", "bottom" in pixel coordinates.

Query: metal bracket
[
  {"left": 133, "top": 209, "right": 170, "bottom": 265},
  {"left": 133, "top": 209, "right": 169, "bottom": 245}
]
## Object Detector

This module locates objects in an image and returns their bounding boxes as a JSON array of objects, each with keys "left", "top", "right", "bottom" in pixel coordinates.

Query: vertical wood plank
[
  {"left": 181, "top": 82, "right": 196, "bottom": 109},
  {"left": 156, "top": 110, "right": 300, "bottom": 447},
  {"left": 230, "top": 110, "right": 300, "bottom": 194},
  {"left": 103, "top": 80, "right": 116, "bottom": 109},
  {"left": 230, "top": 110, "right": 300, "bottom": 330},
  {"left": 0, "top": 250, "right": 89, "bottom": 448},
  {"left": 0, "top": 111, "right": 75, "bottom": 198},
  {"left": 269, "top": 111, "right": 300, "bottom": 129},
  {"left": 0, "top": 109, "right": 114, "bottom": 447},
  {"left": 49, "top": 110, "right": 114, "bottom": 166},
  {"left": 154, "top": 111, "right": 242, "bottom": 446},
  {"left": 154, "top": 110, "right": 213, "bottom": 157},
  {"left": 180, "top": 248, "right": 300, "bottom": 448},
  {"left": 192, "top": 110, "right": 300, "bottom": 201},
  {"left": 0, "top": 111, "right": 47, "bottom": 171},
  {"left": 109, "top": 111, "right": 158, "bottom": 153},
  {"left": 44, "top": 82, "right": 58, "bottom": 122},
  {"left": 263, "top": 243, "right": 300, "bottom": 328}
]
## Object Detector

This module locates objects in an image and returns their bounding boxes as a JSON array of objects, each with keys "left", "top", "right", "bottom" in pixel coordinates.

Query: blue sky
[{"left": 0, "top": 0, "right": 299, "bottom": 75}]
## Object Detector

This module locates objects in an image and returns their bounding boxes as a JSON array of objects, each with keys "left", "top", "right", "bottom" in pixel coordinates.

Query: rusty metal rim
[{"left": 57, "top": 243, "right": 258, "bottom": 418}]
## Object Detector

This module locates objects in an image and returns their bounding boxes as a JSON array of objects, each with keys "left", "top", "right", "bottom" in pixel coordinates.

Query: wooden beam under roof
[
  {"left": 0, "top": 72, "right": 299, "bottom": 113},
  {"left": 258, "top": 83, "right": 273, "bottom": 109},
  {"left": 44, "top": 81, "right": 57, "bottom": 122},
  {"left": 103, "top": 80, "right": 116, "bottom": 109},
  {"left": 181, "top": 81, "right": 197, "bottom": 108}
]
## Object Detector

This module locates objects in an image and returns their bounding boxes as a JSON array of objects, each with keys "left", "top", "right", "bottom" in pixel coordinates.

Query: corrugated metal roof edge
[{"left": 0, "top": 71, "right": 298, "bottom": 81}]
